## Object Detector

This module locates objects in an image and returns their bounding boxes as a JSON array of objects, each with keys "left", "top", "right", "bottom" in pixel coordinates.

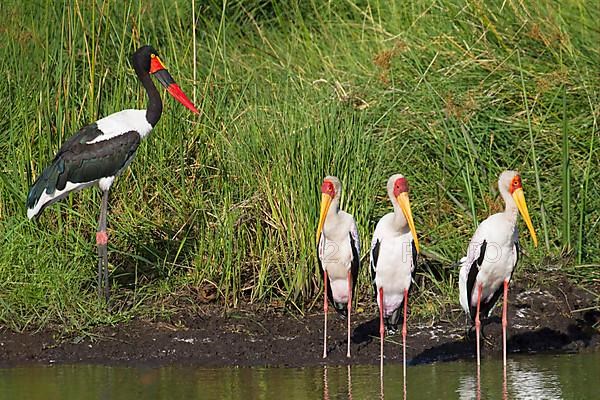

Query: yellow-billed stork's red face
[
  {"left": 508, "top": 174, "right": 522, "bottom": 194},
  {"left": 393, "top": 176, "right": 420, "bottom": 253},
  {"left": 148, "top": 53, "right": 199, "bottom": 115},
  {"left": 321, "top": 180, "right": 336, "bottom": 198},
  {"left": 508, "top": 174, "right": 538, "bottom": 247},
  {"left": 316, "top": 179, "right": 336, "bottom": 243}
]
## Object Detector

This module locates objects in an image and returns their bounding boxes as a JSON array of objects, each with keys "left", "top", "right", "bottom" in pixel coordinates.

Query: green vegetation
[{"left": 0, "top": 0, "right": 598, "bottom": 332}]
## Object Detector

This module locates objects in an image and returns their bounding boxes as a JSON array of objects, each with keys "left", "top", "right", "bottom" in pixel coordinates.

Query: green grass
[{"left": 0, "top": 0, "right": 598, "bottom": 331}]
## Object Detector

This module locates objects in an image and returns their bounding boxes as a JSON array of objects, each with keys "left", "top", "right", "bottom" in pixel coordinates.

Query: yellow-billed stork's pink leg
[
  {"left": 346, "top": 270, "right": 352, "bottom": 358},
  {"left": 323, "top": 270, "right": 328, "bottom": 359},
  {"left": 475, "top": 282, "right": 483, "bottom": 367},
  {"left": 379, "top": 287, "right": 384, "bottom": 378},
  {"left": 402, "top": 288, "right": 408, "bottom": 391},
  {"left": 502, "top": 278, "right": 509, "bottom": 368}
]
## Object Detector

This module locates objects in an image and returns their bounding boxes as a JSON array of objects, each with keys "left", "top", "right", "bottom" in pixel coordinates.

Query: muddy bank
[{"left": 0, "top": 278, "right": 598, "bottom": 368}]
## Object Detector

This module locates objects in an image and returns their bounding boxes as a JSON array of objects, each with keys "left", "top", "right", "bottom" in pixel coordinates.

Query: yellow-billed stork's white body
[
  {"left": 459, "top": 170, "right": 538, "bottom": 368},
  {"left": 371, "top": 174, "right": 419, "bottom": 382},
  {"left": 316, "top": 176, "right": 360, "bottom": 358}
]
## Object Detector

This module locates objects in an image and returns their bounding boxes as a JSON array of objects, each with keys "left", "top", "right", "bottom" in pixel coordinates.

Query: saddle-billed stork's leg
[{"left": 96, "top": 190, "right": 109, "bottom": 301}]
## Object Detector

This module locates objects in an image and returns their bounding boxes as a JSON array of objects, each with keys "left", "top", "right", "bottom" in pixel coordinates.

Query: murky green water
[{"left": 1, "top": 352, "right": 597, "bottom": 399}]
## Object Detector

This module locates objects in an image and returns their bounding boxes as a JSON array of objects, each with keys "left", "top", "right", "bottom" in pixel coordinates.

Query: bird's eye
[
  {"left": 510, "top": 176, "right": 522, "bottom": 192},
  {"left": 150, "top": 54, "right": 156, "bottom": 59}
]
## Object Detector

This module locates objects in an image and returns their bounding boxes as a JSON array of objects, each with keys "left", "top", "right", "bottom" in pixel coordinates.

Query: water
[{"left": 0, "top": 352, "right": 597, "bottom": 399}]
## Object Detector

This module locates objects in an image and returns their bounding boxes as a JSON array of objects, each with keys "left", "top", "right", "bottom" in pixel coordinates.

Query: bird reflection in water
[
  {"left": 322, "top": 365, "right": 355, "bottom": 400},
  {"left": 477, "top": 363, "right": 481, "bottom": 400},
  {"left": 380, "top": 366, "right": 384, "bottom": 400},
  {"left": 502, "top": 364, "right": 508, "bottom": 400},
  {"left": 457, "top": 359, "right": 561, "bottom": 399},
  {"left": 457, "top": 369, "right": 480, "bottom": 400},
  {"left": 323, "top": 366, "right": 329, "bottom": 400},
  {"left": 347, "top": 365, "right": 353, "bottom": 400}
]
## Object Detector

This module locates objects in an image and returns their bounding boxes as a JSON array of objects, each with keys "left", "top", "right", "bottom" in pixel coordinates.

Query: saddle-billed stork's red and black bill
[{"left": 26, "top": 45, "right": 199, "bottom": 301}]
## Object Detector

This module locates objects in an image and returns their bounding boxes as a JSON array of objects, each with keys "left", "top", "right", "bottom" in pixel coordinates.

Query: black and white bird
[
  {"left": 370, "top": 174, "right": 419, "bottom": 381},
  {"left": 316, "top": 176, "right": 360, "bottom": 358},
  {"left": 459, "top": 170, "right": 538, "bottom": 368},
  {"left": 26, "top": 45, "right": 199, "bottom": 300}
]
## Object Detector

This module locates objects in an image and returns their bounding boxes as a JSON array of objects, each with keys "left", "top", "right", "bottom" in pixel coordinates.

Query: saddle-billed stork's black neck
[{"left": 131, "top": 45, "right": 199, "bottom": 126}]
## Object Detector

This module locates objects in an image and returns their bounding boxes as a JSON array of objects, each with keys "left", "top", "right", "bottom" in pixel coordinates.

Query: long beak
[
  {"left": 397, "top": 192, "right": 420, "bottom": 253},
  {"left": 150, "top": 57, "right": 199, "bottom": 114},
  {"left": 316, "top": 193, "right": 333, "bottom": 244},
  {"left": 512, "top": 188, "right": 538, "bottom": 247}
]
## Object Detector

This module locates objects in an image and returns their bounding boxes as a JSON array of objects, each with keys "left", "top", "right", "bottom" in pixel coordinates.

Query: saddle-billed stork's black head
[{"left": 131, "top": 45, "right": 199, "bottom": 114}]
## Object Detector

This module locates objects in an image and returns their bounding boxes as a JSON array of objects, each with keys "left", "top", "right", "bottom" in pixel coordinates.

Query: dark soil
[{"left": 0, "top": 276, "right": 598, "bottom": 368}]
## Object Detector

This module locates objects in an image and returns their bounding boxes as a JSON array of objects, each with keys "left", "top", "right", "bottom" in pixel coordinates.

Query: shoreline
[{"left": 1, "top": 277, "right": 598, "bottom": 368}]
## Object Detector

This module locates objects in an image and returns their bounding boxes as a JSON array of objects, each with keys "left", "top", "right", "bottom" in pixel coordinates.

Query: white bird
[
  {"left": 370, "top": 174, "right": 419, "bottom": 382},
  {"left": 459, "top": 170, "right": 538, "bottom": 368},
  {"left": 316, "top": 176, "right": 360, "bottom": 358}
]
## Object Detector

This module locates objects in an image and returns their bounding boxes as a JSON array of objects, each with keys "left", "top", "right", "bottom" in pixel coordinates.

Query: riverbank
[{"left": 1, "top": 275, "right": 597, "bottom": 368}]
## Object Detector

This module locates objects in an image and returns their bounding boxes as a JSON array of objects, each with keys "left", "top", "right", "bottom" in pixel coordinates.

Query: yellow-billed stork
[
  {"left": 459, "top": 170, "right": 538, "bottom": 368},
  {"left": 316, "top": 176, "right": 360, "bottom": 358},
  {"left": 26, "top": 45, "right": 199, "bottom": 300},
  {"left": 370, "top": 174, "right": 419, "bottom": 381}
]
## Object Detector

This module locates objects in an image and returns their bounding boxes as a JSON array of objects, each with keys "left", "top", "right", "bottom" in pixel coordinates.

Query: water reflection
[
  {"left": 456, "top": 358, "right": 564, "bottom": 400},
  {"left": 0, "top": 353, "right": 596, "bottom": 399},
  {"left": 507, "top": 359, "right": 562, "bottom": 400},
  {"left": 502, "top": 365, "right": 507, "bottom": 400},
  {"left": 347, "top": 365, "right": 353, "bottom": 400},
  {"left": 477, "top": 364, "right": 481, "bottom": 400},
  {"left": 323, "top": 365, "right": 354, "bottom": 400},
  {"left": 378, "top": 364, "right": 405, "bottom": 399},
  {"left": 456, "top": 374, "right": 478, "bottom": 400},
  {"left": 323, "top": 366, "right": 329, "bottom": 399},
  {"left": 380, "top": 367, "right": 384, "bottom": 400}
]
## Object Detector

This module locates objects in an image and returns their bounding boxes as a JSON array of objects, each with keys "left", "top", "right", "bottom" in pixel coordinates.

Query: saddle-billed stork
[
  {"left": 370, "top": 174, "right": 419, "bottom": 382},
  {"left": 459, "top": 170, "right": 538, "bottom": 367},
  {"left": 316, "top": 176, "right": 360, "bottom": 358},
  {"left": 26, "top": 45, "right": 199, "bottom": 300}
]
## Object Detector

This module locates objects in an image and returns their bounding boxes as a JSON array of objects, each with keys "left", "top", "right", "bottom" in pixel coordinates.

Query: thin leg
[
  {"left": 323, "top": 270, "right": 328, "bottom": 359},
  {"left": 476, "top": 284, "right": 482, "bottom": 400},
  {"left": 475, "top": 282, "right": 482, "bottom": 367},
  {"left": 96, "top": 190, "right": 110, "bottom": 302},
  {"left": 502, "top": 278, "right": 509, "bottom": 368},
  {"left": 97, "top": 244, "right": 103, "bottom": 298},
  {"left": 346, "top": 270, "right": 352, "bottom": 358},
  {"left": 402, "top": 289, "right": 408, "bottom": 396},
  {"left": 379, "top": 287, "right": 384, "bottom": 379}
]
